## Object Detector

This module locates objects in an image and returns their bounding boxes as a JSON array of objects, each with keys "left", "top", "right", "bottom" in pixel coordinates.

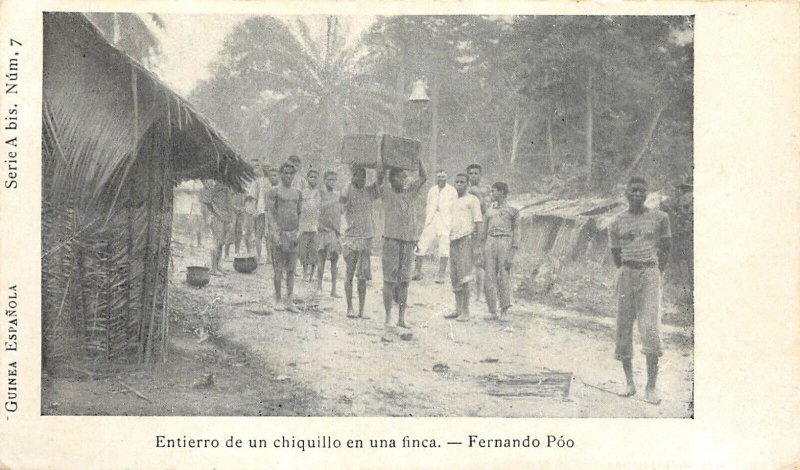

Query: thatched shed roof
[{"left": 43, "top": 13, "right": 253, "bottom": 210}]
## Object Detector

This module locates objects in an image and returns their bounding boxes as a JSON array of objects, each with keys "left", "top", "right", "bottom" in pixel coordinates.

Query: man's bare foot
[
  {"left": 209, "top": 270, "right": 223, "bottom": 277},
  {"left": 644, "top": 388, "right": 661, "bottom": 404},
  {"left": 397, "top": 321, "right": 410, "bottom": 329},
  {"left": 285, "top": 302, "right": 299, "bottom": 313},
  {"left": 357, "top": 314, "right": 370, "bottom": 320},
  {"left": 456, "top": 316, "right": 470, "bottom": 322},
  {"left": 412, "top": 273, "right": 422, "bottom": 281},
  {"left": 346, "top": 311, "right": 358, "bottom": 318},
  {"left": 331, "top": 292, "right": 342, "bottom": 299},
  {"left": 619, "top": 384, "right": 637, "bottom": 397},
  {"left": 444, "top": 312, "right": 460, "bottom": 319}
]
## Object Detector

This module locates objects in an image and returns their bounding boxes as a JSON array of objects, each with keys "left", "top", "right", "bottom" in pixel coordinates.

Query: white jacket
[{"left": 424, "top": 183, "right": 458, "bottom": 229}]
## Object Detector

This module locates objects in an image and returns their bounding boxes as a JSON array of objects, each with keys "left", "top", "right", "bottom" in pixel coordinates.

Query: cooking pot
[{"left": 186, "top": 266, "right": 210, "bottom": 287}]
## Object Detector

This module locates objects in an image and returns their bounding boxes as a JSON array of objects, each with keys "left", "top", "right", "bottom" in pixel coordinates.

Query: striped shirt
[
  {"left": 298, "top": 187, "right": 321, "bottom": 232},
  {"left": 608, "top": 208, "right": 671, "bottom": 263},
  {"left": 342, "top": 183, "right": 380, "bottom": 239}
]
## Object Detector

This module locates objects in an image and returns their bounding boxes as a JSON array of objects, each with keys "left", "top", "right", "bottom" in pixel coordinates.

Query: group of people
[
  {"left": 199, "top": 154, "right": 673, "bottom": 404},
  {"left": 199, "top": 156, "right": 520, "bottom": 325}
]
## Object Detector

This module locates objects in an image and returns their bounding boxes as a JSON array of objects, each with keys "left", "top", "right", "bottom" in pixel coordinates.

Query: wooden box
[
  {"left": 380, "top": 134, "right": 420, "bottom": 170},
  {"left": 340, "top": 134, "right": 382, "bottom": 168}
]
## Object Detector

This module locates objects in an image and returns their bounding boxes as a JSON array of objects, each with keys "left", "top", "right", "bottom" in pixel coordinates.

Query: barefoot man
[
  {"left": 340, "top": 166, "right": 380, "bottom": 318},
  {"left": 317, "top": 170, "right": 342, "bottom": 298},
  {"left": 199, "top": 179, "right": 235, "bottom": 276},
  {"left": 608, "top": 176, "right": 671, "bottom": 404},
  {"left": 267, "top": 162, "right": 303, "bottom": 313},
  {"left": 467, "top": 163, "right": 491, "bottom": 301},
  {"left": 298, "top": 169, "right": 321, "bottom": 282},
  {"left": 480, "top": 182, "right": 519, "bottom": 320},
  {"left": 378, "top": 159, "right": 427, "bottom": 329},
  {"left": 443, "top": 173, "right": 482, "bottom": 322}
]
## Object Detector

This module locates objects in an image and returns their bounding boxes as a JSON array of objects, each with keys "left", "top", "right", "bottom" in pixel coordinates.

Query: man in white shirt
[
  {"left": 413, "top": 169, "right": 457, "bottom": 283},
  {"left": 443, "top": 173, "right": 482, "bottom": 321}
]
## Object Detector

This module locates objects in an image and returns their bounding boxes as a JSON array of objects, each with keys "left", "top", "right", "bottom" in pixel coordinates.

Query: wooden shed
[{"left": 41, "top": 13, "right": 253, "bottom": 365}]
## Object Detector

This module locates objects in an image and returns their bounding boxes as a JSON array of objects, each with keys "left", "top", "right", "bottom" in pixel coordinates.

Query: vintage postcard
[{"left": 0, "top": 0, "right": 798, "bottom": 468}]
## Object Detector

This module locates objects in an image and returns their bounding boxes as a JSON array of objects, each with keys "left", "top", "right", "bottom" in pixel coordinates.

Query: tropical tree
[
  {"left": 191, "top": 16, "right": 396, "bottom": 168},
  {"left": 84, "top": 13, "right": 165, "bottom": 67}
]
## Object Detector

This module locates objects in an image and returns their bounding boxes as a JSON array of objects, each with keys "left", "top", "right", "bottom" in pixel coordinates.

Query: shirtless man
[{"left": 267, "top": 162, "right": 303, "bottom": 313}]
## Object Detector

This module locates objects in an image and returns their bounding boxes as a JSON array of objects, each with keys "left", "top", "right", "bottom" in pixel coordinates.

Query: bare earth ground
[{"left": 43, "top": 240, "right": 693, "bottom": 418}]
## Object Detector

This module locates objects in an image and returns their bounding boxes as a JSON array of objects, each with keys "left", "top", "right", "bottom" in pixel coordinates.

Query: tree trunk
[
  {"left": 496, "top": 128, "right": 504, "bottom": 163},
  {"left": 112, "top": 13, "right": 120, "bottom": 45},
  {"left": 510, "top": 113, "right": 532, "bottom": 165},
  {"left": 627, "top": 104, "right": 666, "bottom": 176},
  {"left": 429, "top": 74, "right": 439, "bottom": 171},
  {"left": 546, "top": 116, "right": 555, "bottom": 174},
  {"left": 584, "top": 67, "right": 594, "bottom": 186}
]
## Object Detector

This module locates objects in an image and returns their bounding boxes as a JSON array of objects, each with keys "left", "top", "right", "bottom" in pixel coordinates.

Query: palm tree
[
  {"left": 84, "top": 13, "right": 165, "bottom": 67},
  {"left": 191, "top": 16, "right": 396, "bottom": 168}
]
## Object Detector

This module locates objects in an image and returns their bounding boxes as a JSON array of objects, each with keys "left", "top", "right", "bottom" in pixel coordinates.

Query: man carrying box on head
[
  {"left": 340, "top": 166, "right": 380, "bottom": 319},
  {"left": 377, "top": 158, "right": 427, "bottom": 330}
]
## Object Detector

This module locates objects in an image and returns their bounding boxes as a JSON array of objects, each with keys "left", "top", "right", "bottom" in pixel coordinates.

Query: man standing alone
[
  {"left": 413, "top": 169, "right": 457, "bottom": 283},
  {"left": 608, "top": 176, "right": 671, "bottom": 404}
]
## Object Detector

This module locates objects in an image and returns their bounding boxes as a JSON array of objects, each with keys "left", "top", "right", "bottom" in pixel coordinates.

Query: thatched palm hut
[{"left": 42, "top": 13, "right": 253, "bottom": 365}]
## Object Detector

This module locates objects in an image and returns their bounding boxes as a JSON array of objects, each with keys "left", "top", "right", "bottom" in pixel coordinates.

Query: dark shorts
[
  {"left": 449, "top": 235, "right": 475, "bottom": 292},
  {"left": 317, "top": 229, "right": 340, "bottom": 259},
  {"left": 298, "top": 231, "right": 318, "bottom": 265},
  {"left": 271, "top": 243, "right": 298, "bottom": 274},
  {"left": 382, "top": 237, "right": 415, "bottom": 284},
  {"left": 343, "top": 237, "right": 372, "bottom": 280},
  {"left": 210, "top": 217, "right": 234, "bottom": 245}
]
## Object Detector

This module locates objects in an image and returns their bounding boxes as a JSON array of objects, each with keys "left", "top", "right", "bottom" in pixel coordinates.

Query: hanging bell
[{"left": 408, "top": 79, "right": 430, "bottom": 103}]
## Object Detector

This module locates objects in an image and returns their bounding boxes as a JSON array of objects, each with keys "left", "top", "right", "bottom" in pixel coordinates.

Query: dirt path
[{"left": 173, "top": 241, "right": 693, "bottom": 418}]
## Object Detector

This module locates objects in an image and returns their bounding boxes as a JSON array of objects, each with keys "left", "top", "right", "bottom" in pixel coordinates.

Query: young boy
[
  {"left": 199, "top": 179, "right": 235, "bottom": 276},
  {"left": 378, "top": 159, "right": 427, "bottom": 329},
  {"left": 608, "top": 176, "right": 671, "bottom": 405},
  {"left": 298, "top": 169, "right": 321, "bottom": 281},
  {"left": 266, "top": 162, "right": 303, "bottom": 313},
  {"left": 316, "top": 170, "right": 341, "bottom": 297},
  {"left": 480, "top": 182, "right": 519, "bottom": 319},
  {"left": 340, "top": 166, "right": 380, "bottom": 318},
  {"left": 467, "top": 163, "right": 492, "bottom": 301},
  {"left": 443, "top": 173, "right": 482, "bottom": 322}
]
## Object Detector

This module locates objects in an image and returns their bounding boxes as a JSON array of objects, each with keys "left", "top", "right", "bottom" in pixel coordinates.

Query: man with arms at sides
[
  {"left": 267, "top": 162, "right": 303, "bottom": 313},
  {"left": 249, "top": 165, "right": 269, "bottom": 263},
  {"left": 288, "top": 155, "right": 309, "bottom": 191},
  {"left": 298, "top": 169, "right": 322, "bottom": 282},
  {"left": 378, "top": 158, "right": 427, "bottom": 331},
  {"left": 316, "top": 170, "right": 342, "bottom": 298},
  {"left": 199, "top": 179, "right": 236, "bottom": 276},
  {"left": 442, "top": 174, "right": 482, "bottom": 322},
  {"left": 466, "top": 163, "right": 492, "bottom": 301},
  {"left": 340, "top": 166, "right": 380, "bottom": 319},
  {"left": 413, "top": 169, "right": 457, "bottom": 283},
  {"left": 480, "top": 182, "right": 519, "bottom": 320},
  {"left": 608, "top": 176, "right": 671, "bottom": 405}
]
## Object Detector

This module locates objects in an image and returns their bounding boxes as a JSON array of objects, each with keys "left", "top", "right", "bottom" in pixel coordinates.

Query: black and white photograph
[{"left": 39, "top": 11, "right": 695, "bottom": 418}]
